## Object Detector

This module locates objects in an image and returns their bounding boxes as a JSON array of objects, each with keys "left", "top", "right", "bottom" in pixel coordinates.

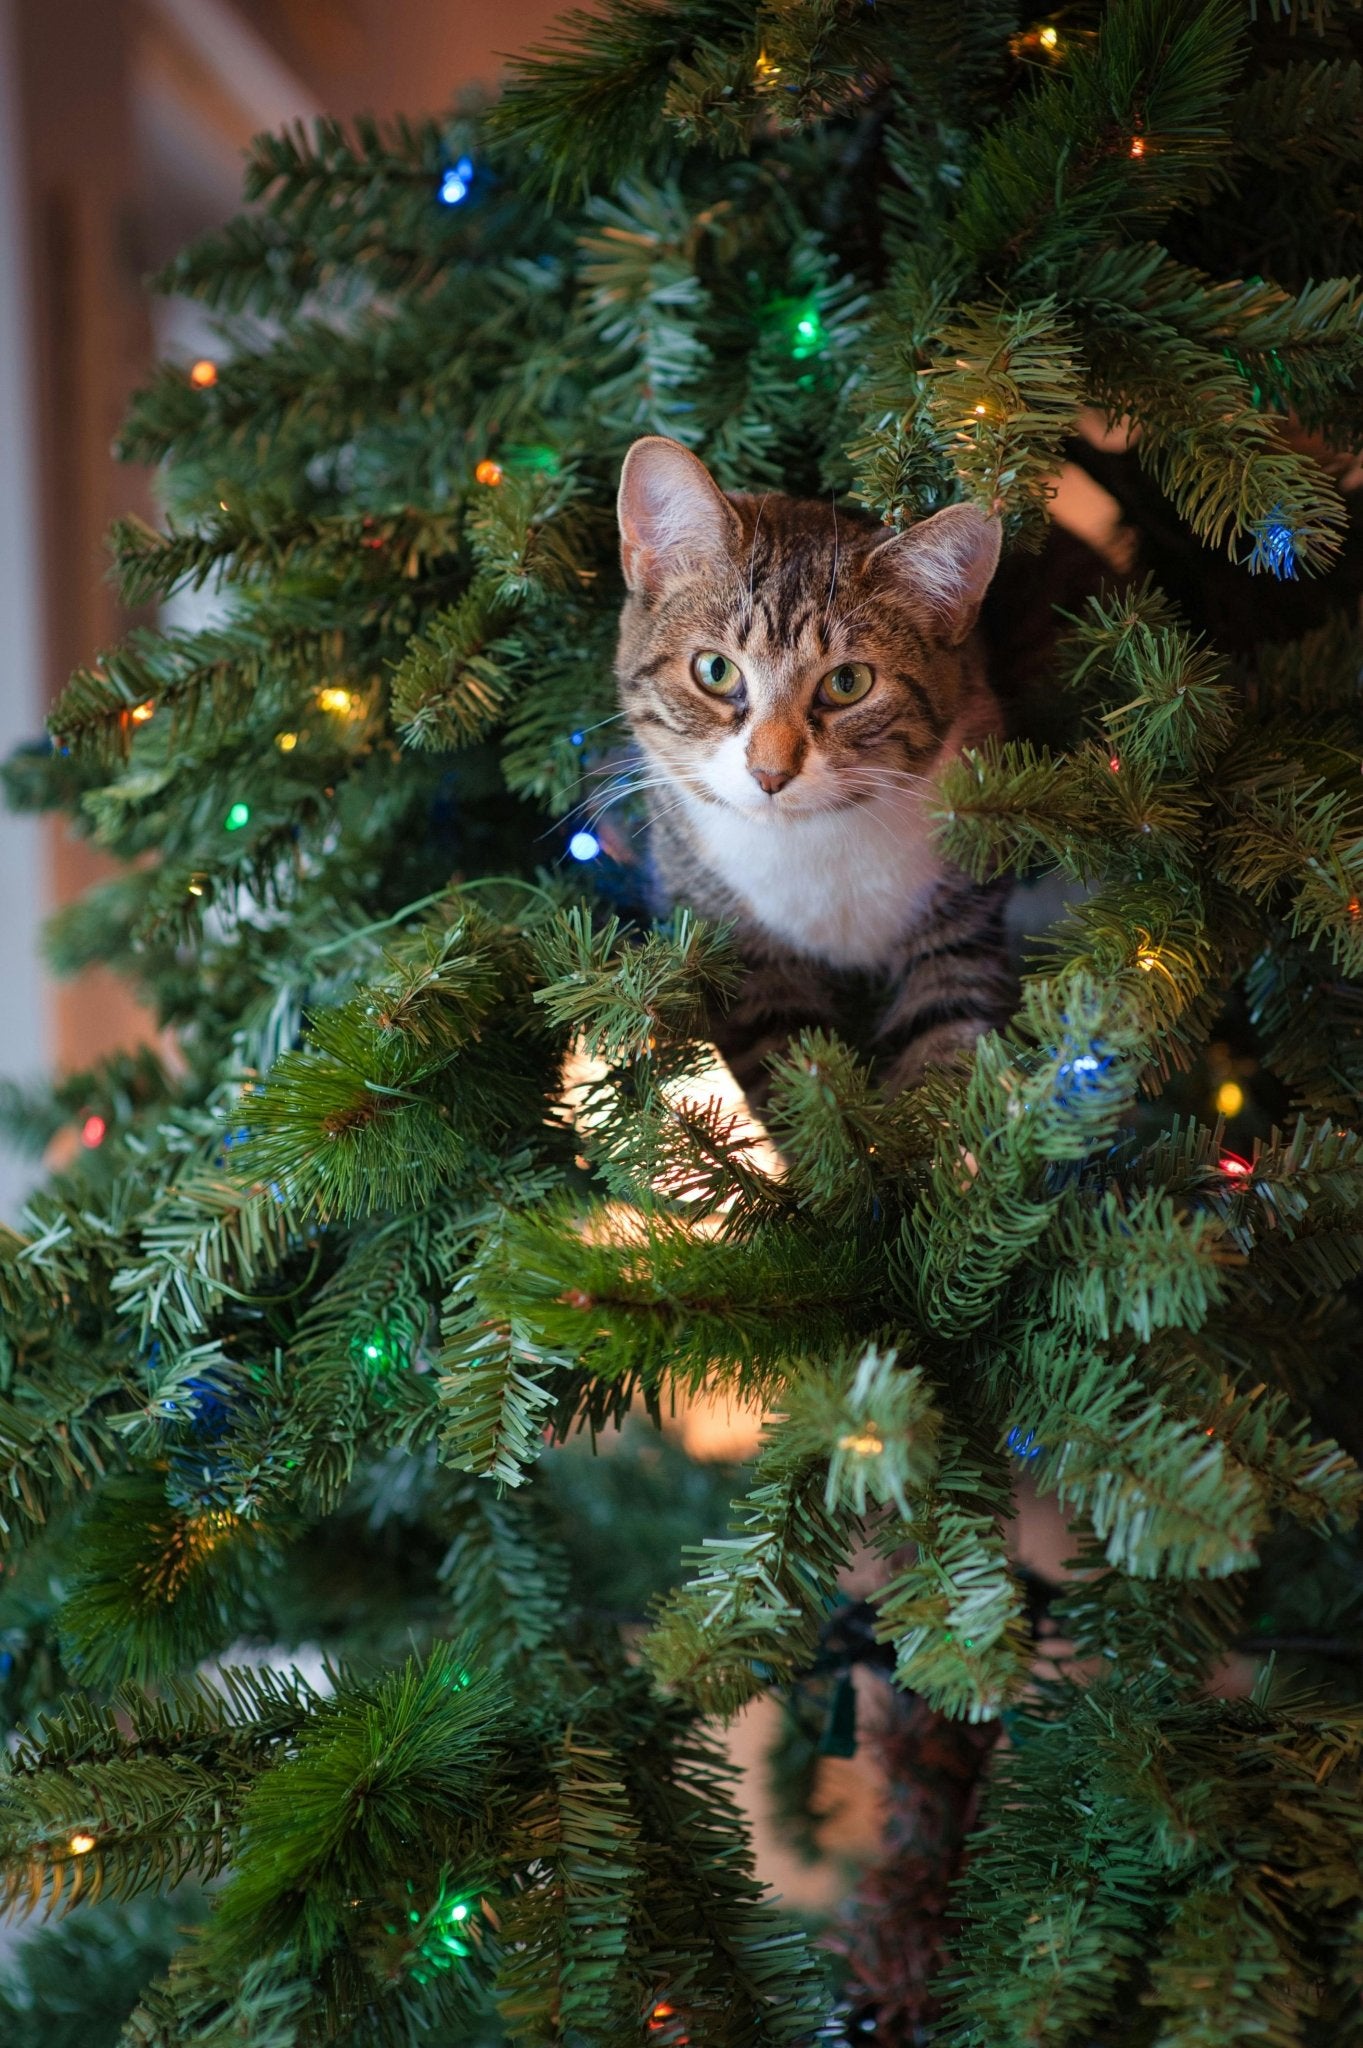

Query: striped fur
[{"left": 615, "top": 437, "right": 1015, "bottom": 1097}]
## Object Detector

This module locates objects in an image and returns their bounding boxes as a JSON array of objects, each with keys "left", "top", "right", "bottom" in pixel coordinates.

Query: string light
[
  {"left": 188, "top": 359, "right": 218, "bottom": 389},
  {"left": 438, "top": 156, "right": 475, "bottom": 206},
  {"left": 224, "top": 802, "right": 251, "bottom": 832},
  {"left": 1038, "top": 23, "right": 1059, "bottom": 46},
  {"left": 475, "top": 458, "right": 504, "bottom": 486},
  {"left": 187, "top": 875, "right": 207, "bottom": 898},
  {"left": 130, "top": 700, "right": 155, "bottom": 725},
  {"left": 791, "top": 305, "right": 825, "bottom": 359},
  {"left": 318, "top": 687, "right": 356, "bottom": 715},
  {"left": 838, "top": 1430, "right": 884, "bottom": 1456},
  {"left": 1220, "top": 1153, "right": 1252, "bottom": 1178},
  {"left": 1108, "top": 754, "right": 1121, "bottom": 773},
  {"left": 1007, "top": 1426, "right": 1043, "bottom": 1461},
  {"left": 1136, "top": 947, "right": 1159, "bottom": 972},
  {"left": 67, "top": 1833, "right": 96, "bottom": 1856},
  {"left": 1129, "top": 136, "right": 1146, "bottom": 158},
  {"left": 973, "top": 402, "right": 990, "bottom": 417},
  {"left": 568, "top": 830, "right": 600, "bottom": 861},
  {"left": 275, "top": 731, "right": 298, "bottom": 752},
  {"left": 1351, "top": 897, "right": 1361, "bottom": 919},
  {"left": 1216, "top": 1080, "right": 1244, "bottom": 1117},
  {"left": 1248, "top": 508, "right": 1299, "bottom": 580},
  {"left": 754, "top": 48, "right": 781, "bottom": 80},
  {"left": 569, "top": 730, "right": 585, "bottom": 746},
  {"left": 81, "top": 1114, "right": 106, "bottom": 1149}
]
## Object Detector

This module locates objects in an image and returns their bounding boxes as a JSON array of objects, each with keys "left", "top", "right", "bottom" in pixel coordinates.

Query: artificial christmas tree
[{"left": 7, "top": 0, "right": 1363, "bottom": 2041}]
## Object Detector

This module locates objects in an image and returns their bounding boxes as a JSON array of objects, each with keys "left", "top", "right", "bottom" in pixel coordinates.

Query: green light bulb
[{"left": 224, "top": 802, "right": 251, "bottom": 831}]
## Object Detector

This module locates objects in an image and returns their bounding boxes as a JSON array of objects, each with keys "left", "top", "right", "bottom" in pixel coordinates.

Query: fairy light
[
  {"left": 1216, "top": 1080, "right": 1244, "bottom": 1117},
  {"left": 973, "top": 402, "right": 990, "bottom": 417},
  {"left": 224, "top": 802, "right": 251, "bottom": 832},
  {"left": 188, "top": 358, "right": 218, "bottom": 389},
  {"left": 275, "top": 731, "right": 298, "bottom": 752},
  {"left": 1136, "top": 947, "right": 1159, "bottom": 973},
  {"left": 1220, "top": 1154, "right": 1252, "bottom": 1178},
  {"left": 67, "top": 1833, "right": 96, "bottom": 1856},
  {"left": 838, "top": 1430, "right": 884, "bottom": 1456},
  {"left": 1129, "top": 136, "right": 1146, "bottom": 158},
  {"left": 187, "top": 875, "right": 206, "bottom": 898},
  {"left": 438, "top": 156, "right": 475, "bottom": 206},
  {"left": 130, "top": 700, "right": 154, "bottom": 725},
  {"left": 568, "top": 830, "right": 600, "bottom": 862},
  {"left": 1350, "top": 896, "right": 1361, "bottom": 920},
  {"left": 754, "top": 48, "right": 780, "bottom": 79},
  {"left": 1108, "top": 754, "right": 1121, "bottom": 773},
  {"left": 475, "top": 458, "right": 504, "bottom": 486},
  {"left": 81, "top": 1114, "right": 106, "bottom": 1149},
  {"left": 317, "top": 687, "right": 356, "bottom": 716},
  {"left": 1038, "top": 23, "right": 1059, "bottom": 46}
]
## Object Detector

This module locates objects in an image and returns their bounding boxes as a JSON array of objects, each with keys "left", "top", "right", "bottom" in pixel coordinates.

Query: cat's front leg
[
  {"left": 875, "top": 878, "right": 1015, "bottom": 1093},
  {"left": 708, "top": 933, "right": 843, "bottom": 1112}
]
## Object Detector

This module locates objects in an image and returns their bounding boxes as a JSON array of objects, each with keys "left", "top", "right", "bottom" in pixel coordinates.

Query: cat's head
[{"left": 615, "top": 436, "right": 1002, "bottom": 821}]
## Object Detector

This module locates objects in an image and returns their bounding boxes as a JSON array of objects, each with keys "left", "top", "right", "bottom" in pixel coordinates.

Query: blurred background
[{"left": 0, "top": 0, "right": 567, "bottom": 1218}]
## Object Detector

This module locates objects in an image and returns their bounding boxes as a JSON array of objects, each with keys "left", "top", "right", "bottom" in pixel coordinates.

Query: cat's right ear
[{"left": 618, "top": 437, "right": 742, "bottom": 595}]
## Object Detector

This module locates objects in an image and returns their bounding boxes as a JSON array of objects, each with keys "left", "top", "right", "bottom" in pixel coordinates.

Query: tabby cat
[{"left": 614, "top": 435, "right": 1015, "bottom": 1098}]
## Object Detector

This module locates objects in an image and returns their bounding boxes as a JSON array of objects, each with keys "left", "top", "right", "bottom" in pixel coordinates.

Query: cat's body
[{"left": 614, "top": 439, "right": 1015, "bottom": 1096}]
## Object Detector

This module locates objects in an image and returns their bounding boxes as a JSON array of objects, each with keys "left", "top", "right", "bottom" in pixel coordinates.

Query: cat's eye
[
  {"left": 819, "top": 661, "right": 874, "bottom": 706},
  {"left": 693, "top": 651, "right": 743, "bottom": 697}
]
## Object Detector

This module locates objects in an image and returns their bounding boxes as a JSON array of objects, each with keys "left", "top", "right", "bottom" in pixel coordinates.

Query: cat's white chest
[{"left": 684, "top": 788, "right": 944, "bottom": 970}]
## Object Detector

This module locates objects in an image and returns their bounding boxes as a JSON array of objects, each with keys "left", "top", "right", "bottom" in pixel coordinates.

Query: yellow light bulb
[
  {"left": 1216, "top": 1080, "right": 1244, "bottom": 1118},
  {"left": 1038, "top": 24, "right": 1059, "bottom": 47},
  {"left": 129, "top": 699, "right": 155, "bottom": 725},
  {"left": 318, "top": 687, "right": 356, "bottom": 716},
  {"left": 1136, "top": 948, "right": 1158, "bottom": 973},
  {"left": 474, "top": 458, "right": 504, "bottom": 486},
  {"left": 275, "top": 731, "right": 299, "bottom": 752},
  {"left": 838, "top": 1431, "right": 884, "bottom": 1457},
  {"left": 68, "top": 1833, "right": 96, "bottom": 1855}
]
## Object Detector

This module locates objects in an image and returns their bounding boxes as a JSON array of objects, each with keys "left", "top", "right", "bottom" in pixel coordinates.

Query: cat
[{"left": 613, "top": 435, "right": 1016, "bottom": 1100}]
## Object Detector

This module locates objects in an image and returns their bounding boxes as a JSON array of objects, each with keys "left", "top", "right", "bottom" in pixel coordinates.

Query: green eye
[
  {"left": 820, "top": 661, "right": 874, "bottom": 706},
  {"left": 692, "top": 650, "right": 743, "bottom": 697}
]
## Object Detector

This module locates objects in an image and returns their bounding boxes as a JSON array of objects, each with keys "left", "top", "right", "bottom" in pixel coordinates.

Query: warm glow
[
  {"left": 130, "top": 700, "right": 155, "bottom": 725},
  {"left": 318, "top": 687, "right": 356, "bottom": 715},
  {"left": 475, "top": 458, "right": 504, "bottom": 486},
  {"left": 1038, "top": 24, "right": 1059, "bottom": 46},
  {"left": 973, "top": 402, "right": 989, "bottom": 416},
  {"left": 754, "top": 48, "right": 780, "bottom": 79},
  {"left": 189, "top": 358, "right": 218, "bottom": 388},
  {"left": 1216, "top": 1080, "right": 1244, "bottom": 1118},
  {"left": 187, "top": 877, "right": 206, "bottom": 897},
  {"left": 838, "top": 1431, "right": 884, "bottom": 1457},
  {"left": 81, "top": 1114, "right": 106, "bottom": 1149},
  {"left": 1129, "top": 136, "right": 1146, "bottom": 158},
  {"left": 275, "top": 731, "right": 299, "bottom": 752},
  {"left": 68, "top": 1833, "right": 96, "bottom": 1855},
  {"left": 1136, "top": 948, "right": 1159, "bottom": 972}
]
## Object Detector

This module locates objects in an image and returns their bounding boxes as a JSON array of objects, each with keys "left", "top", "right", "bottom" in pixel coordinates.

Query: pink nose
[{"left": 750, "top": 765, "right": 794, "bottom": 795}]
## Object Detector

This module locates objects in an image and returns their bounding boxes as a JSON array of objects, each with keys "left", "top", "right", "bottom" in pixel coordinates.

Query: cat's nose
[{"left": 750, "top": 764, "right": 794, "bottom": 795}]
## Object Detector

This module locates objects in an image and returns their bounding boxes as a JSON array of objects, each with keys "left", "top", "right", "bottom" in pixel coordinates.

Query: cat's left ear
[
  {"left": 618, "top": 437, "right": 743, "bottom": 595},
  {"left": 868, "top": 502, "right": 1002, "bottom": 647}
]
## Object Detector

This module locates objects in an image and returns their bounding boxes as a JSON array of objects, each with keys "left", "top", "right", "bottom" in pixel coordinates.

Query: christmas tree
[{"left": 7, "top": 0, "right": 1363, "bottom": 2040}]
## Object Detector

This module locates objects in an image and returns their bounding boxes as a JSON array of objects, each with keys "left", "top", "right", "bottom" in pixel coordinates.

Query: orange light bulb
[
  {"left": 475, "top": 458, "right": 504, "bottom": 486},
  {"left": 189, "top": 358, "right": 218, "bottom": 389}
]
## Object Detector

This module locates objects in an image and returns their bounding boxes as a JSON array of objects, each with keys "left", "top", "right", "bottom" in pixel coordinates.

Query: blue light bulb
[
  {"left": 439, "top": 156, "right": 475, "bottom": 206},
  {"left": 570, "top": 730, "right": 584, "bottom": 746},
  {"left": 568, "top": 830, "right": 600, "bottom": 862}
]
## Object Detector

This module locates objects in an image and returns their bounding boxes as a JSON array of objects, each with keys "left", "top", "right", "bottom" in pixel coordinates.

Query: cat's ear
[
  {"left": 618, "top": 437, "right": 742, "bottom": 595},
  {"left": 868, "top": 502, "right": 1002, "bottom": 646}
]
